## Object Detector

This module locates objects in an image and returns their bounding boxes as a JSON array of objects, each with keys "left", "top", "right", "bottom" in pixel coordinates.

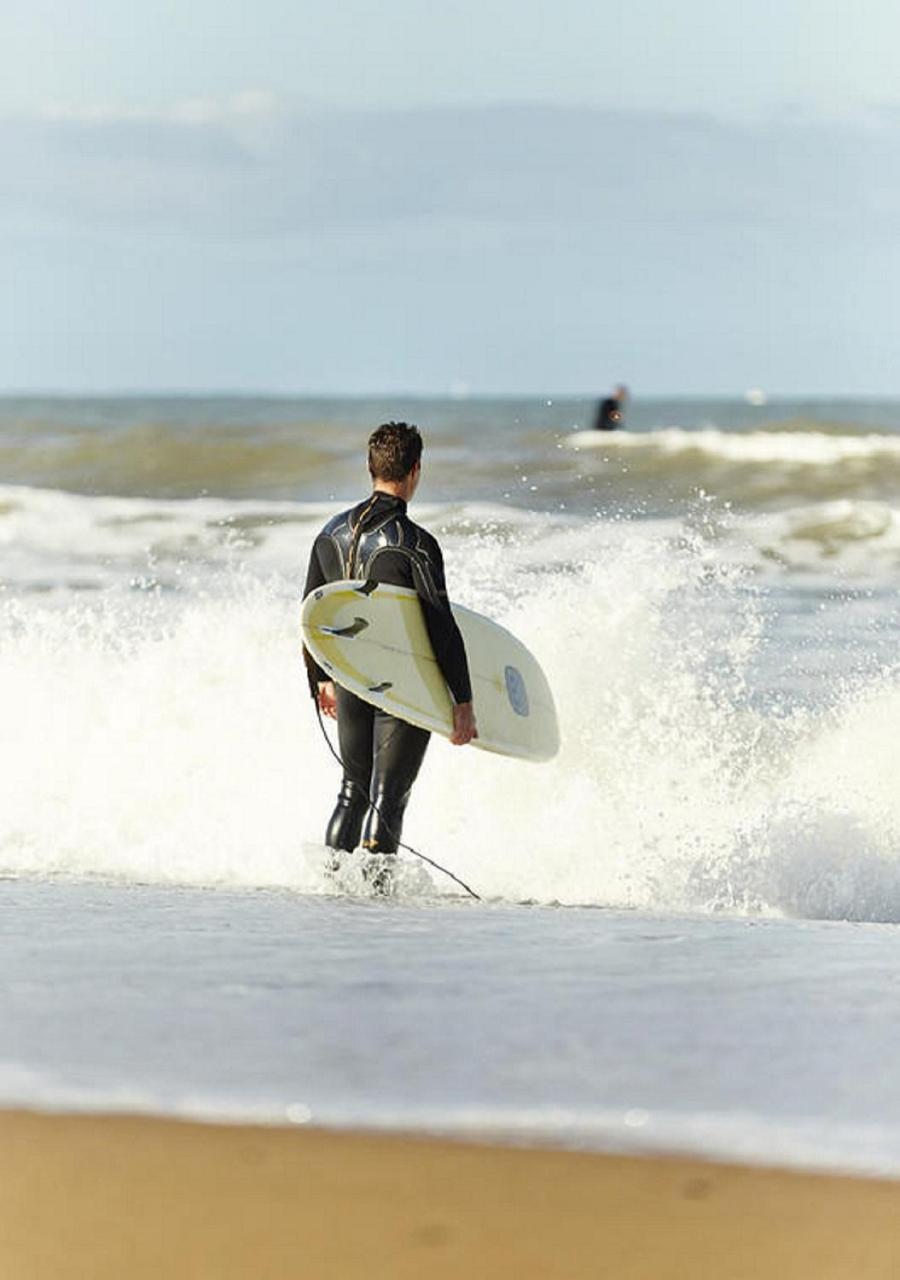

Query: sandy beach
[{"left": 0, "top": 1109, "right": 897, "bottom": 1278}]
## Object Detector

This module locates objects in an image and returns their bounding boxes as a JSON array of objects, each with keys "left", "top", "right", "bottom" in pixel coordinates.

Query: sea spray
[
  {"left": 0, "top": 582, "right": 325, "bottom": 889},
  {"left": 416, "top": 523, "right": 766, "bottom": 908},
  {"left": 3, "top": 492, "right": 900, "bottom": 917}
]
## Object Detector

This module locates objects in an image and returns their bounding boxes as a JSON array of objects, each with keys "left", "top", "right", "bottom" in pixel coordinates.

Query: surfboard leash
[{"left": 313, "top": 700, "right": 482, "bottom": 901}]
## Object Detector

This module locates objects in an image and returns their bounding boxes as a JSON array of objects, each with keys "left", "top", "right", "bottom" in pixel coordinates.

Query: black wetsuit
[
  {"left": 303, "top": 492, "right": 472, "bottom": 855},
  {"left": 594, "top": 397, "right": 623, "bottom": 431}
]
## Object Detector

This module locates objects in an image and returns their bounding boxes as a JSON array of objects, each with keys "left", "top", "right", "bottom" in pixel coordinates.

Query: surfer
[
  {"left": 303, "top": 422, "right": 477, "bottom": 885},
  {"left": 593, "top": 384, "right": 628, "bottom": 431}
]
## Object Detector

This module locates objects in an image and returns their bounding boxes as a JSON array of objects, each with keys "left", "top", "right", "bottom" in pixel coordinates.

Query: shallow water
[{"left": 4, "top": 880, "right": 900, "bottom": 1176}]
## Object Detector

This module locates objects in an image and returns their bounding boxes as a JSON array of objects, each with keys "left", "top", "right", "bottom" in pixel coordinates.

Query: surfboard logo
[{"left": 504, "top": 665, "right": 529, "bottom": 717}]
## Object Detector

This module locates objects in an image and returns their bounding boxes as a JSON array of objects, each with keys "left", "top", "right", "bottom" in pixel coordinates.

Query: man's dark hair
[{"left": 367, "top": 421, "right": 423, "bottom": 481}]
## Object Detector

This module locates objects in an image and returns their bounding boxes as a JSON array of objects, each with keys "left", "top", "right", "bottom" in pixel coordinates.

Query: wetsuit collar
[{"left": 369, "top": 490, "right": 407, "bottom": 514}]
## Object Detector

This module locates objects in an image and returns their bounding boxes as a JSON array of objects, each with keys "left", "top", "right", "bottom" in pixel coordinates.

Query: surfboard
[{"left": 301, "top": 579, "right": 559, "bottom": 762}]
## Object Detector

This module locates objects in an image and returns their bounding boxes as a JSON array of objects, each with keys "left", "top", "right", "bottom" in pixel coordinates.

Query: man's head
[{"left": 368, "top": 422, "right": 423, "bottom": 492}]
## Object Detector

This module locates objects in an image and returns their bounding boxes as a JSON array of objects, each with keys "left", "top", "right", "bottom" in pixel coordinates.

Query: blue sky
[{"left": 2, "top": 0, "right": 899, "bottom": 394}]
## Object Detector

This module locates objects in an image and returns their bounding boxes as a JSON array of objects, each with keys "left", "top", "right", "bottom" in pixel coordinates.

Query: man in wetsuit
[
  {"left": 593, "top": 383, "right": 628, "bottom": 431},
  {"left": 303, "top": 421, "right": 477, "bottom": 885}
]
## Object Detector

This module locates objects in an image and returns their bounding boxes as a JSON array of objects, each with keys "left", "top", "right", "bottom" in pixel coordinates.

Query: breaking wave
[
  {"left": 565, "top": 427, "right": 900, "bottom": 507},
  {"left": 2, "top": 490, "right": 900, "bottom": 923}
]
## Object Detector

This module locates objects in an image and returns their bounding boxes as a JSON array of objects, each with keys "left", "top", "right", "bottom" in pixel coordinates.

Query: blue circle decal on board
[{"left": 504, "top": 665, "right": 530, "bottom": 717}]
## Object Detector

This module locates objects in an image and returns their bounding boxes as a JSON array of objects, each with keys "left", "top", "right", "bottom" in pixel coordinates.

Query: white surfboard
[{"left": 302, "top": 579, "right": 559, "bottom": 762}]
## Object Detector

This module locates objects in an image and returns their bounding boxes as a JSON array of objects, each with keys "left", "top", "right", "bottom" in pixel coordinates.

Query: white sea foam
[
  {"left": 735, "top": 500, "right": 900, "bottom": 575},
  {"left": 9, "top": 482, "right": 900, "bottom": 595},
  {"left": 0, "top": 484, "right": 561, "bottom": 590},
  {"left": 566, "top": 427, "right": 900, "bottom": 465},
  {"left": 2, "top": 1067, "right": 896, "bottom": 1177},
  {"left": 564, "top": 427, "right": 900, "bottom": 508},
  {"left": 0, "top": 484, "right": 334, "bottom": 588},
  {"left": 2, "top": 497, "right": 900, "bottom": 920}
]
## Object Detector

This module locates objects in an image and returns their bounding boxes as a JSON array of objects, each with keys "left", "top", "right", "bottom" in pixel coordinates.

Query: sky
[{"left": 2, "top": 0, "right": 900, "bottom": 394}]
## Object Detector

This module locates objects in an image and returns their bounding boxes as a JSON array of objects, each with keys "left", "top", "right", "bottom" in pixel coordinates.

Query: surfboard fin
[{"left": 321, "top": 616, "right": 369, "bottom": 639}]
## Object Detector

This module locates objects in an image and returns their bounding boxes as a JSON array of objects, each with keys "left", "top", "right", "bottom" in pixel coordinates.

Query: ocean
[{"left": 3, "top": 394, "right": 900, "bottom": 1174}]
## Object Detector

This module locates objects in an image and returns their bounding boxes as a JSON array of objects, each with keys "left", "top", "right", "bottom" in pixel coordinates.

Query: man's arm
[
  {"left": 364, "top": 537, "right": 477, "bottom": 745},
  {"left": 409, "top": 542, "right": 471, "bottom": 700},
  {"left": 410, "top": 541, "right": 477, "bottom": 746},
  {"left": 302, "top": 536, "right": 335, "bottom": 713}
]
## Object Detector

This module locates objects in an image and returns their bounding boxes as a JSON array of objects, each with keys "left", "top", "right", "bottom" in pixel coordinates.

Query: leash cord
[{"left": 313, "top": 699, "right": 481, "bottom": 901}]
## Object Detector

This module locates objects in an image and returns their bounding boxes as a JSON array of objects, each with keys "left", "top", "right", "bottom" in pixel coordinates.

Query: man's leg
[
  {"left": 325, "top": 688, "right": 375, "bottom": 852},
  {"left": 360, "top": 709, "right": 430, "bottom": 854}
]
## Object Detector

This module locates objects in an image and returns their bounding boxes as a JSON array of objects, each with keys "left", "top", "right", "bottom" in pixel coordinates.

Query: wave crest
[{"left": 566, "top": 428, "right": 900, "bottom": 506}]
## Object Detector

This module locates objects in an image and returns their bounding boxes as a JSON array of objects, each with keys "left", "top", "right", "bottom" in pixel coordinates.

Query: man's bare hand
[
  {"left": 450, "top": 701, "right": 478, "bottom": 746},
  {"left": 317, "top": 681, "right": 338, "bottom": 719}
]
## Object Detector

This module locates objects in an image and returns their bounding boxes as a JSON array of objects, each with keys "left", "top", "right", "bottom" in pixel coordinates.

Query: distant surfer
[
  {"left": 593, "top": 384, "right": 628, "bottom": 431},
  {"left": 303, "top": 422, "right": 477, "bottom": 890}
]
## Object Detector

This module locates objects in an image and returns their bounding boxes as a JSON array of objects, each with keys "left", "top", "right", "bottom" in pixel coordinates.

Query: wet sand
[{"left": 2, "top": 1109, "right": 899, "bottom": 1278}]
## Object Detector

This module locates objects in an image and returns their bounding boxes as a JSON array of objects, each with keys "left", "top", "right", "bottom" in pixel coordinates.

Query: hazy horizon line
[{"left": 1, "top": 388, "right": 897, "bottom": 403}]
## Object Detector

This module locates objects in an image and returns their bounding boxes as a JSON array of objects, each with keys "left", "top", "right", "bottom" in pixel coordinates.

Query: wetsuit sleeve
[
  {"left": 302, "top": 536, "right": 329, "bottom": 695},
  {"left": 364, "top": 530, "right": 473, "bottom": 705},
  {"left": 410, "top": 540, "right": 473, "bottom": 706}
]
